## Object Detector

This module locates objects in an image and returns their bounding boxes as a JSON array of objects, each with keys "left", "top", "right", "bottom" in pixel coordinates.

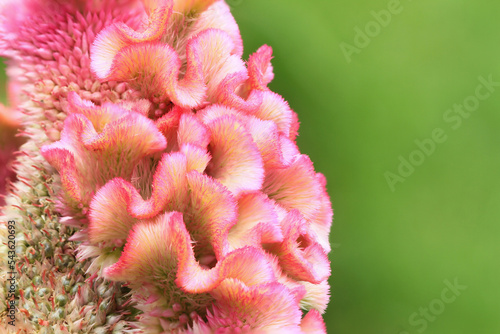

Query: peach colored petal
[
  {"left": 267, "top": 210, "right": 330, "bottom": 284},
  {"left": 205, "top": 115, "right": 264, "bottom": 196},
  {"left": 208, "top": 280, "right": 303, "bottom": 333},
  {"left": 178, "top": 112, "right": 210, "bottom": 148},
  {"left": 184, "top": 171, "right": 237, "bottom": 259},
  {"left": 248, "top": 45, "right": 274, "bottom": 91},
  {"left": 188, "top": 0, "right": 243, "bottom": 56},
  {"left": 104, "top": 211, "right": 190, "bottom": 282},
  {"left": 180, "top": 143, "right": 211, "bottom": 173},
  {"left": 263, "top": 155, "right": 322, "bottom": 223},
  {"left": 300, "top": 309, "right": 326, "bottom": 334},
  {"left": 254, "top": 90, "right": 296, "bottom": 139},
  {"left": 155, "top": 105, "right": 187, "bottom": 151},
  {"left": 178, "top": 246, "right": 276, "bottom": 294},
  {"left": 90, "top": 0, "right": 172, "bottom": 78},
  {"left": 227, "top": 192, "right": 282, "bottom": 251},
  {"left": 198, "top": 104, "right": 284, "bottom": 168},
  {"left": 41, "top": 94, "right": 166, "bottom": 209},
  {"left": 299, "top": 280, "right": 330, "bottom": 314},
  {"left": 88, "top": 152, "right": 188, "bottom": 244},
  {"left": 214, "top": 71, "right": 264, "bottom": 113}
]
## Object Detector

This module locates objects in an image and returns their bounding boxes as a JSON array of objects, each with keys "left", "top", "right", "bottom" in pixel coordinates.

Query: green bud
[{"left": 55, "top": 294, "right": 68, "bottom": 306}]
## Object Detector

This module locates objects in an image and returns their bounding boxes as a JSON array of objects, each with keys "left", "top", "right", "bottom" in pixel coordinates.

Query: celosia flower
[{"left": 0, "top": 0, "right": 333, "bottom": 333}]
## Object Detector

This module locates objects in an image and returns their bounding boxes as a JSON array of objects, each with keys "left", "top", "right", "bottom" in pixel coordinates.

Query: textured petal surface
[
  {"left": 41, "top": 93, "right": 166, "bottom": 210},
  {"left": 205, "top": 115, "right": 264, "bottom": 196}
]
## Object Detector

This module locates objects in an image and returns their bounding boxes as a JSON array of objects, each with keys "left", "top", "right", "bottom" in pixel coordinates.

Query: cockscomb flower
[{"left": 0, "top": 0, "right": 333, "bottom": 333}]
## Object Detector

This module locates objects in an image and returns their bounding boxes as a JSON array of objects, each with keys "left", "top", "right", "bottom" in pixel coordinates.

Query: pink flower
[{"left": 1, "top": 0, "right": 333, "bottom": 332}]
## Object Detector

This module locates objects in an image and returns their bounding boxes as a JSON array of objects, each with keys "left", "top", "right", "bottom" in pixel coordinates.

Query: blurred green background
[
  {"left": 232, "top": 0, "right": 500, "bottom": 333},
  {"left": 2, "top": 1, "right": 499, "bottom": 333}
]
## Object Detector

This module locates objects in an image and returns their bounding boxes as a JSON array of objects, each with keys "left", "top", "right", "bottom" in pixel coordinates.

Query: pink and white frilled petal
[
  {"left": 178, "top": 246, "right": 276, "bottom": 294},
  {"left": 93, "top": 41, "right": 206, "bottom": 107},
  {"left": 92, "top": 13, "right": 245, "bottom": 108},
  {"left": 300, "top": 309, "right": 327, "bottom": 334},
  {"left": 268, "top": 210, "right": 330, "bottom": 284},
  {"left": 180, "top": 143, "right": 211, "bottom": 173},
  {"left": 208, "top": 281, "right": 304, "bottom": 333},
  {"left": 104, "top": 211, "right": 193, "bottom": 282},
  {"left": 156, "top": 105, "right": 186, "bottom": 151},
  {"left": 263, "top": 155, "right": 323, "bottom": 224},
  {"left": 104, "top": 209, "right": 276, "bottom": 293},
  {"left": 90, "top": 0, "right": 172, "bottom": 79},
  {"left": 214, "top": 71, "right": 264, "bottom": 113},
  {"left": 300, "top": 280, "right": 331, "bottom": 315},
  {"left": 178, "top": 112, "right": 210, "bottom": 148},
  {"left": 189, "top": 0, "right": 243, "bottom": 56},
  {"left": 41, "top": 96, "right": 166, "bottom": 208},
  {"left": 184, "top": 171, "right": 237, "bottom": 259},
  {"left": 227, "top": 192, "right": 283, "bottom": 252},
  {"left": 88, "top": 152, "right": 188, "bottom": 244},
  {"left": 254, "top": 90, "right": 297, "bottom": 139},
  {"left": 205, "top": 115, "right": 264, "bottom": 196},
  {"left": 309, "top": 173, "right": 333, "bottom": 253},
  {"left": 248, "top": 44, "right": 274, "bottom": 91},
  {"left": 198, "top": 104, "right": 284, "bottom": 168},
  {"left": 88, "top": 178, "right": 138, "bottom": 244}
]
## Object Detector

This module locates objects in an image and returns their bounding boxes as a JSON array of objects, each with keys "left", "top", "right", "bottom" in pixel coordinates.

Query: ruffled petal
[
  {"left": 300, "top": 309, "right": 327, "bottom": 334},
  {"left": 208, "top": 281, "right": 303, "bottom": 333},
  {"left": 104, "top": 211, "right": 191, "bottom": 282},
  {"left": 267, "top": 210, "right": 330, "bottom": 284},
  {"left": 91, "top": 0, "right": 246, "bottom": 109},
  {"left": 248, "top": 44, "right": 274, "bottom": 91},
  {"left": 205, "top": 115, "right": 264, "bottom": 196},
  {"left": 90, "top": 0, "right": 173, "bottom": 79},
  {"left": 184, "top": 171, "right": 237, "bottom": 259},
  {"left": 178, "top": 112, "right": 210, "bottom": 148},
  {"left": 227, "top": 192, "right": 282, "bottom": 251},
  {"left": 88, "top": 152, "right": 188, "bottom": 244},
  {"left": 263, "top": 155, "right": 322, "bottom": 223},
  {"left": 41, "top": 94, "right": 166, "bottom": 209}
]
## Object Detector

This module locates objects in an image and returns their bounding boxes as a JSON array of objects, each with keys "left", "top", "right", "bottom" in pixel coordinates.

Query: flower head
[{"left": 0, "top": 0, "right": 333, "bottom": 332}]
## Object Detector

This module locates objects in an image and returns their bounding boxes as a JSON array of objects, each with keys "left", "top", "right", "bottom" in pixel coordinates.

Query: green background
[
  {"left": 2, "top": 0, "right": 499, "bottom": 333},
  {"left": 232, "top": 0, "right": 499, "bottom": 333}
]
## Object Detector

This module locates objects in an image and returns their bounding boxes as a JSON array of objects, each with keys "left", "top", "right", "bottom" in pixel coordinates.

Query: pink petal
[
  {"left": 155, "top": 105, "right": 186, "bottom": 151},
  {"left": 90, "top": 1, "right": 172, "bottom": 78},
  {"left": 214, "top": 71, "right": 263, "bottom": 113},
  {"left": 205, "top": 115, "right": 264, "bottom": 196},
  {"left": 179, "top": 246, "right": 276, "bottom": 294},
  {"left": 189, "top": 0, "right": 243, "bottom": 56},
  {"left": 268, "top": 210, "right": 331, "bottom": 284},
  {"left": 104, "top": 211, "right": 192, "bottom": 282},
  {"left": 300, "top": 309, "right": 327, "bottom": 334},
  {"left": 248, "top": 45, "right": 274, "bottom": 91},
  {"left": 263, "top": 155, "right": 322, "bottom": 223},
  {"left": 180, "top": 143, "right": 211, "bottom": 173},
  {"left": 184, "top": 171, "right": 237, "bottom": 259},
  {"left": 254, "top": 90, "right": 296, "bottom": 139},
  {"left": 41, "top": 94, "right": 166, "bottom": 209},
  {"left": 88, "top": 152, "right": 188, "bottom": 243},
  {"left": 178, "top": 112, "right": 210, "bottom": 148},
  {"left": 227, "top": 192, "right": 282, "bottom": 251},
  {"left": 198, "top": 104, "right": 284, "bottom": 168},
  {"left": 208, "top": 281, "right": 303, "bottom": 333}
]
